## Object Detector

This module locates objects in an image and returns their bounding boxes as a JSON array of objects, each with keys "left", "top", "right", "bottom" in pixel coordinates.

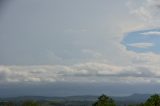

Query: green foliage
[
  {"left": 0, "top": 101, "right": 15, "bottom": 106},
  {"left": 144, "top": 94, "right": 160, "bottom": 106},
  {"left": 128, "top": 103, "right": 144, "bottom": 106},
  {"left": 22, "top": 100, "right": 39, "bottom": 106},
  {"left": 49, "top": 101, "right": 64, "bottom": 106},
  {"left": 137, "top": 103, "right": 144, "bottom": 106},
  {"left": 93, "top": 94, "right": 116, "bottom": 106}
]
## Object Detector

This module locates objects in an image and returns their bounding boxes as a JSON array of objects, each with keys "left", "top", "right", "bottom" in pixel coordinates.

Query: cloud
[
  {"left": 141, "top": 31, "right": 160, "bottom": 36},
  {"left": 128, "top": 0, "right": 160, "bottom": 26},
  {"left": 1, "top": 0, "right": 160, "bottom": 92},
  {"left": 0, "top": 61, "right": 160, "bottom": 84},
  {"left": 64, "top": 28, "right": 88, "bottom": 33},
  {"left": 127, "top": 42, "right": 154, "bottom": 48},
  {"left": 81, "top": 49, "right": 102, "bottom": 58}
]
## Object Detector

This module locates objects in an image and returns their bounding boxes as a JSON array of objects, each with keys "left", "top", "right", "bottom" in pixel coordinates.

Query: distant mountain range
[{"left": 0, "top": 94, "right": 151, "bottom": 104}]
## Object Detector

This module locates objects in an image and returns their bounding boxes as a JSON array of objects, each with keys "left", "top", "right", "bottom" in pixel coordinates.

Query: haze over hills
[{"left": 0, "top": 93, "right": 151, "bottom": 103}]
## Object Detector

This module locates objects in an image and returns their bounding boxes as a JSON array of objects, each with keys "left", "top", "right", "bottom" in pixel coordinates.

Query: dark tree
[
  {"left": 93, "top": 94, "right": 116, "bottom": 106},
  {"left": 144, "top": 94, "right": 160, "bottom": 106},
  {"left": 0, "top": 101, "right": 15, "bottom": 106},
  {"left": 22, "top": 100, "right": 39, "bottom": 106}
]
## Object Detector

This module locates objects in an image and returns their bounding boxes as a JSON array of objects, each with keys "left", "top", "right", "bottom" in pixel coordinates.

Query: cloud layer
[
  {"left": 128, "top": 0, "right": 160, "bottom": 26},
  {"left": 142, "top": 31, "right": 160, "bottom": 36},
  {"left": 1, "top": 0, "right": 160, "bottom": 96},
  {"left": 127, "top": 42, "right": 154, "bottom": 48},
  {"left": 1, "top": 61, "right": 160, "bottom": 85}
]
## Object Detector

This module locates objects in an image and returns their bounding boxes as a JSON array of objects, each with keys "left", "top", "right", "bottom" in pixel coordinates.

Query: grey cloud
[
  {"left": 64, "top": 66, "right": 157, "bottom": 80},
  {"left": 128, "top": 0, "right": 160, "bottom": 25},
  {"left": 0, "top": 63, "right": 159, "bottom": 84},
  {"left": 0, "top": 0, "right": 131, "bottom": 66},
  {"left": 119, "top": 67, "right": 155, "bottom": 78},
  {"left": 150, "top": 0, "right": 160, "bottom": 8},
  {"left": 1, "top": 0, "right": 160, "bottom": 96}
]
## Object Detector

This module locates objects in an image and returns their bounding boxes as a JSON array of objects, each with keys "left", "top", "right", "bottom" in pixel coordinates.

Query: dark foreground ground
[{"left": 0, "top": 93, "right": 151, "bottom": 106}]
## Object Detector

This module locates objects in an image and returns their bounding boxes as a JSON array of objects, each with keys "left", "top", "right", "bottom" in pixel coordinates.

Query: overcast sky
[{"left": 1, "top": 0, "right": 160, "bottom": 97}]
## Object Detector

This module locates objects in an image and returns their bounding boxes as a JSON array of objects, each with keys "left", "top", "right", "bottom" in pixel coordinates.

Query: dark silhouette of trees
[
  {"left": 22, "top": 100, "right": 39, "bottom": 106},
  {"left": 132, "top": 94, "right": 160, "bottom": 106},
  {"left": 144, "top": 94, "right": 160, "bottom": 106},
  {"left": 93, "top": 94, "right": 116, "bottom": 106},
  {"left": 0, "top": 101, "right": 15, "bottom": 106}
]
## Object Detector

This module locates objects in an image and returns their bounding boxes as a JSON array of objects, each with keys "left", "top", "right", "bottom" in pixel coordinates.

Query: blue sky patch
[{"left": 122, "top": 29, "right": 160, "bottom": 53}]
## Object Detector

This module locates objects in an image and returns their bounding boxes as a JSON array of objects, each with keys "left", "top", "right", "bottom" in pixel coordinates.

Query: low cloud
[
  {"left": 0, "top": 62, "right": 160, "bottom": 84},
  {"left": 128, "top": 0, "right": 160, "bottom": 26},
  {"left": 127, "top": 42, "right": 154, "bottom": 48},
  {"left": 141, "top": 31, "right": 160, "bottom": 36}
]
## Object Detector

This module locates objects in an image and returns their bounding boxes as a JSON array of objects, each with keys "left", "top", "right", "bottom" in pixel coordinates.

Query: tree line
[
  {"left": 93, "top": 94, "right": 160, "bottom": 106},
  {"left": 0, "top": 94, "right": 160, "bottom": 106}
]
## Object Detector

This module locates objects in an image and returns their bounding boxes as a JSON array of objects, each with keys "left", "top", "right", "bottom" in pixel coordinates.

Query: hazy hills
[{"left": 0, "top": 93, "right": 151, "bottom": 103}]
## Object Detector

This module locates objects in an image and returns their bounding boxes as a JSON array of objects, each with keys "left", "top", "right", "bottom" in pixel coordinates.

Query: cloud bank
[
  {"left": 0, "top": 0, "right": 160, "bottom": 96},
  {"left": 127, "top": 42, "right": 154, "bottom": 48},
  {"left": 1, "top": 61, "right": 160, "bottom": 85}
]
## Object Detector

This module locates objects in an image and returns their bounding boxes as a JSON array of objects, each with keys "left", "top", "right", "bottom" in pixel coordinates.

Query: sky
[{"left": 0, "top": 0, "right": 160, "bottom": 97}]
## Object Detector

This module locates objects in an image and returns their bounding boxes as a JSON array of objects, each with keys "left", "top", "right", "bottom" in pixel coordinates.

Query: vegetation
[
  {"left": 0, "top": 94, "right": 160, "bottom": 106},
  {"left": 21, "top": 101, "right": 39, "bottom": 106},
  {"left": 127, "top": 94, "right": 160, "bottom": 106},
  {"left": 0, "top": 101, "right": 15, "bottom": 106},
  {"left": 143, "top": 94, "right": 160, "bottom": 106},
  {"left": 92, "top": 94, "right": 115, "bottom": 106}
]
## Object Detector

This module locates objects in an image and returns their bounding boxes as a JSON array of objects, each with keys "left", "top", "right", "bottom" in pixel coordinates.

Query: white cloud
[
  {"left": 1, "top": 61, "right": 160, "bottom": 84},
  {"left": 1, "top": 0, "right": 160, "bottom": 87},
  {"left": 141, "top": 31, "right": 160, "bottom": 36},
  {"left": 128, "top": 0, "right": 160, "bottom": 26},
  {"left": 127, "top": 42, "right": 154, "bottom": 48}
]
